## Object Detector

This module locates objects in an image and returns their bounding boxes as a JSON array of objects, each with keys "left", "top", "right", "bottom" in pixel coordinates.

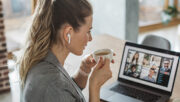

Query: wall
[
  {"left": 0, "top": 0, "right": 10, "bottom": 94},
  {"left": 90, "top": 0, "right": 139, "bottom": 42}
]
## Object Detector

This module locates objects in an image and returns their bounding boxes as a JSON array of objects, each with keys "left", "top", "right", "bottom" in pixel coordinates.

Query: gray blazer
[{"left": 22, "top": 51, "right": 85, "bottom": 102}]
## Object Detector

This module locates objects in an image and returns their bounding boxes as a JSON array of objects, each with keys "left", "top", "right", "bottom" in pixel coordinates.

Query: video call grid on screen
[{"left": 119, "top": 45, "right": 179, "bottom": 92}]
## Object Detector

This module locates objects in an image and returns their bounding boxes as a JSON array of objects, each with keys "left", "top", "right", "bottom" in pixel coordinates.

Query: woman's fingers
[
  {"left": 104, "top": 58, "right": 112, "bottom": 78},
  {"left": 83, "top": 54, "right": 95, "bottom": 64},
  {"left": 111, "top": 59, "right": 115, "bottom": 63},
  {"left": 89, "top": 55, "right": 95, "bottom": 63},
  {"left": 95, "top": 57, "right": 104, "bottom": 69},
  {"left": 111, "top": 52, "right": 116, "bottom": 63},
  {"left": 104, "top": 58, "right": 110, "bottom": 68},
  {"left": 89, "top": 54, "right": 96, "bottom": 63}
]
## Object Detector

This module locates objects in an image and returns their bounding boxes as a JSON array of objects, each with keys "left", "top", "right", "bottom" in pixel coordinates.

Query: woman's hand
[
  {"left": 80, "top": 54, "right": 96, "bottom": 74},
  {"left": 73, "top": 54, "right": 96, "bottom": 89},
  {"left": 89, "top": 57, "right": 112, "bottom": 102},
  {"left": 73, "top": 53, "right": 115, "bottom": 90},
  {"left": 89, "top": 57, "right": 112, "bottom": 88}
]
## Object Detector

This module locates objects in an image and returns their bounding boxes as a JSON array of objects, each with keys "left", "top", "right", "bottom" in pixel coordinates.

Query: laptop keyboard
[{"left": 110, "top": 84, "right": 161, "bottom": 102}]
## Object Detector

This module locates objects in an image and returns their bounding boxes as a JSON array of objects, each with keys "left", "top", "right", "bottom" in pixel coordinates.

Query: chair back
[{"left": 141, "top": 35, "right": 171, "bottom": 50}]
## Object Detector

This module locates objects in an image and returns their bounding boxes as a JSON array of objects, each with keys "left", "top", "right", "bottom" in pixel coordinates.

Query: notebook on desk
[{"left": 100, "top": 42, "right": 180, "bottom": 102}]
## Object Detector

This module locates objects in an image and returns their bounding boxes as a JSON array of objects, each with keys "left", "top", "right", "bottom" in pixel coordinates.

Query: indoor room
[{"left": 0, "top": 0, "right": 180, "bottom": 102}]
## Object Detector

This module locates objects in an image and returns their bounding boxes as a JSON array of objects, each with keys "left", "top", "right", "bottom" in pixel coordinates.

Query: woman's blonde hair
[{"left": 19, "top": 0, "right": 92, "bottom": 87}]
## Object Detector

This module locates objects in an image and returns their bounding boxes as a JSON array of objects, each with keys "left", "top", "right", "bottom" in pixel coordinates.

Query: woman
[
  {"left": 131, "top": 52, "right": 139, "bottom": 65},
  {"left": 19, "top": 0, "right": 113, "bottom": 102}
]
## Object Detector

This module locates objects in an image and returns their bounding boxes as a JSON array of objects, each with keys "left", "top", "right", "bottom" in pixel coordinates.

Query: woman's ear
[{"left": 63, "top": 25, "right": 73, "bottom": 44}]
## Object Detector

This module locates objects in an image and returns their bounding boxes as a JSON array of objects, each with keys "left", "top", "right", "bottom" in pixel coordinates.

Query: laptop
[{"left": 100, "top": 42, "right": 180, "bottom": 102}]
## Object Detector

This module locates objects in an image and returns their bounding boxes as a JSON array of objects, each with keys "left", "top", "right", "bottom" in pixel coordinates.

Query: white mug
[{"left": 92, "top": 48, "right": 113, "bottom": 62}]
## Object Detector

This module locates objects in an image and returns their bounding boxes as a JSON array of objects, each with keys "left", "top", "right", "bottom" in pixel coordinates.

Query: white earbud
[{"left": 67, "top": 33, "right": 71, "bottom": 44}]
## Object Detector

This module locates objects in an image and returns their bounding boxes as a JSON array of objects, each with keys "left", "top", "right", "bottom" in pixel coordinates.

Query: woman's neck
[{"left": 51, "top": 44, "right": 69, "bottom": 66}]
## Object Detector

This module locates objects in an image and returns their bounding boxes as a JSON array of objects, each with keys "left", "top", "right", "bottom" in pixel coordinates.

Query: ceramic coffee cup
[{"left": 92, "top": 48, "right": 113, "bottom": 62}]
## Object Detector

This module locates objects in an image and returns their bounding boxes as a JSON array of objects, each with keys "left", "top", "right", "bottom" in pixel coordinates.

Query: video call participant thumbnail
[
  {"left": 143, "top": 68, "right": 156, "bottom": 83},
  {"left": 157, "top": 59, "right": 172, "bottom": 87}
]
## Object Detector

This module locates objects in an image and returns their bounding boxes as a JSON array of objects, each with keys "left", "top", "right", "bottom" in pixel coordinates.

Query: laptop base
[{"left": 100, "top": 82, "right": 169, "bottom": 102}]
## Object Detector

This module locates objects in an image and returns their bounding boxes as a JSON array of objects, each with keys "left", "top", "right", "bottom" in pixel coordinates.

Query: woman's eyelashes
[
  {"left": 87, "top": 30, "right": 91, "bottom": 34},
  {"left": 88, "top": 31, "right": 91, "bottom": 34}
]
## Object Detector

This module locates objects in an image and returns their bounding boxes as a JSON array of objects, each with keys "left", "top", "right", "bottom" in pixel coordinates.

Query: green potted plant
[{"left": 162, "top": 6, "right": 179, "bottom": 24}]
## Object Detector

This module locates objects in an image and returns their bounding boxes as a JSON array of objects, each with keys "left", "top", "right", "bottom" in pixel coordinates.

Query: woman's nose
[{"left": 88, "top": 33, "right": 92, "bottom": 41}]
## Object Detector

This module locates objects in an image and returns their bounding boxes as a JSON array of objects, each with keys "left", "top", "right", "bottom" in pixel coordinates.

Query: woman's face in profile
[{"left": 69, "top": 15, "right": 93, "bottom": 55}]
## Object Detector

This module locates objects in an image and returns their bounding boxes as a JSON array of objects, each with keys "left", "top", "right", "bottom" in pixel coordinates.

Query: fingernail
[{"left": 92, "top": 59, "right": 95, "bottom": 63}]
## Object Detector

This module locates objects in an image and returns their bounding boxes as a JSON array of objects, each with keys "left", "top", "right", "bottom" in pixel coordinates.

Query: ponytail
[{"left": 19, "top": 0, "right": 53, "bottom": 87}]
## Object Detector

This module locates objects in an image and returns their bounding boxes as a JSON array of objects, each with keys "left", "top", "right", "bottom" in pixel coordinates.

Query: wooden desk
[{"left": 65, "top": 34, "right": 180, "bottom": 102}]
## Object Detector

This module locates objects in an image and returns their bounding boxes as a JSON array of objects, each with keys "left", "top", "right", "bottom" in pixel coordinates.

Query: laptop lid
[{"left": 118, "top": 42, "right": 180, "bottom": 94}]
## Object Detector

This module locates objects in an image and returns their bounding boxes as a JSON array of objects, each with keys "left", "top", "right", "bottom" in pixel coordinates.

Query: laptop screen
[{"left": 119, "top": 42, "right": 180, "bottom": 92}]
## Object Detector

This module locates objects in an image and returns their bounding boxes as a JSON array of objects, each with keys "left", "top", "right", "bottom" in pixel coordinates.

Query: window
[
  {"left": 2, "top": 0, "right": 31, "bottom": 51},
  {"left": 2, "top": 0, "right": 31, "bottom": 31},
  {"left": 139, "top": 0, "right": 180, "bottom": 33},
  {"left": 139, "top": 0, "right": 164, "bottom": 26}
]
